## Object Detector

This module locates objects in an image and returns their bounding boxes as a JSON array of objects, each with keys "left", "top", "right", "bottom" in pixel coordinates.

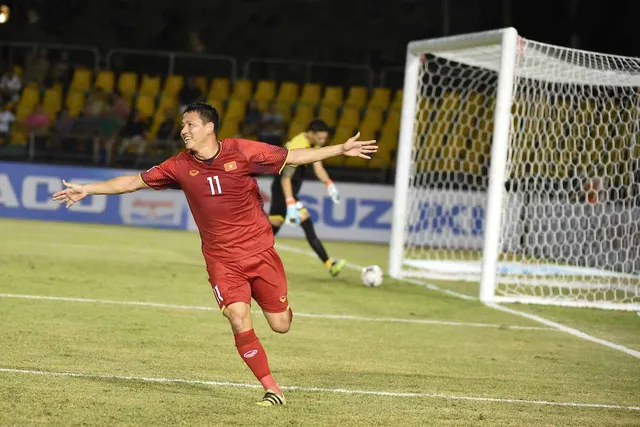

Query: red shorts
[{"left": 206, "top": 246, "right": 289, "bottom": 313}]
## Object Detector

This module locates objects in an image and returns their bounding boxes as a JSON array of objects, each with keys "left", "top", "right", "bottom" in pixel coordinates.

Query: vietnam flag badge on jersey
[{"left": 224, "top": 161, "right": 237, "bottom": 171}]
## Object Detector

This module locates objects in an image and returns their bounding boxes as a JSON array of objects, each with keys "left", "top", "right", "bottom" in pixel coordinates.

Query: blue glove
[
  {"left": 326, "top": 181, "right": 340, "bottom": 204},
  {"left": 285, "top": 198, "right": 301, "bottom": 226}
]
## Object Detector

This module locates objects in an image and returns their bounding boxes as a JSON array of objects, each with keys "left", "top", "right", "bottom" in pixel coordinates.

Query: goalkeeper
[{"left": 269, "top": 119, "right": 346, "bottom": 277}]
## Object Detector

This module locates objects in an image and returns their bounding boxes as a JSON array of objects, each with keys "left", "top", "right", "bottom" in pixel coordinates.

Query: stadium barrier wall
[{"left": 0, "top": 161, "right": 512, "bottom": 245}]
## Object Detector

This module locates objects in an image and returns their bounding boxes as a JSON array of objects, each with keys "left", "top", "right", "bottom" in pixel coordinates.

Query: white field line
[
  {"left": 486, "top": 303, "right": 640, "bottom": 360},
  {"left": 0, "top": 293, "right": 551, "bottom": 331},
  {"left": 275, "top": 243, "right": 640, "bottom": 360},
  {"left": 274, "top": 243, "right": 476, "bottom": 301},
  {"left": 0, "top": 367, "right": 638, "bottom": 411}
]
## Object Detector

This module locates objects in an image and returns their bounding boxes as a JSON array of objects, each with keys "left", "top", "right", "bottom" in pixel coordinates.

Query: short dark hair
[
  {"left": 184, "top": 102, "right": 221, "bottom": 136},
  {"left": 307, "top": 119, "right": 330, "bottom": 133}
]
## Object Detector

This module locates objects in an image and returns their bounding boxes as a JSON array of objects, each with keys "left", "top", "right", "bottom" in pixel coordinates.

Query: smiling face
[{"left": 181, "top": 111, "right": 214, "bottom": 152}]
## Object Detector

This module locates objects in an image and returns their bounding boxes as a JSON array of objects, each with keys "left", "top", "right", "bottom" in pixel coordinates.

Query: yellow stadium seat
[
  {"left": 287, "top": 121, "right": 307, "bottom": 140},
  {"left": 94, "top": 71, "right": 115, "bottom": 93},
  {"left": 299, "top": 83, "right": 322, "bottom": 105},
  {"left": 292, "top": 103, "right": 315, "bottom": 124},
  {"left": 324, "top": 125, "right": 356, "bottom": 167},
  {"left": 231, "top": 79, "right": 253, "bottom": 101},
  {"left": 70, "top": 68, "right": 92, "bottom": 92},
  {"left": 225, "top": 99, "right": 246, "bottom": 122},
  {"left": 382, "top": 109, "right": 401, "bottom": 135},
  {"left": 344, "top": 154, "right": 370, "bottom": 168},
  {"left": 361, "top": 108, "right": 383, "bottom": 131},
  {"left": 276, "top": 82, "right": 299, "bottom": 105},
  {"left": 368, "top": 88, "right": 391, "bottom": 110},
  {"left": 195, "top": 76, "right": 208, "bottom": 94},
  {"left": 345, "top": 86, "right": 368, "bottom": 108},
  {"left": 370, "top": 127, "right": 398, "bottom": 169},
  {"left": 163, "top": 75, "right": 184, "bottom": 97},
  {"left": 320, "top": 86, "right": 343, "bottom": 108},
  {"left": 208, "top": 78, "right": 230, "bottom": 102},
  {"left": 318, "top": 106, "right": 337, "bottom": 127},
  {"left": 274, "top": 102, "right": 293, "bottom": 121},
  {"left": 157, "top": 93, "right": 177, "bottom": 115},
  {"left": 139, "top": 75, "right": 161, "bottom": 97},
  {"left": 336, "top": 106, "right": 360, "bottom": 129},
  {"left": 42, "top": 88, "right": 62, "bottom": 121},
  {"left": 254, "top": 80, "right": 276, "bottom": 103},
  {"left": 9, "top": 126, "right": 29, "bottom": 145},
  {"left": 219, "top": 119, "right": 240, "bottom": 139},
  {"left": 135, "top": 95, "right": 156, "bottom": 118},
  {"left": 390, "top": 89, "right": 403, "bottom": 110},
  {"left": 14, "top": 87, "right": 40, "bottom": 121},
  {"left": 117, "top": 72, "right": 138, "bottom": 99},
  {"left": 206, "top": 99, "right": 225, "bottom": 120},
  {"left": 65, "top": 91, "right": 85, "bottom": 117}
]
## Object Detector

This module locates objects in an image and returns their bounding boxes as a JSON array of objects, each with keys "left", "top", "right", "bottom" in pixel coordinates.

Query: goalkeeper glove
[
  {"left": 285, "top": 197, "right": 301, "bottom": 226},
  {"left": 326, "top": 180, "right": 340, "bottom": 204}
]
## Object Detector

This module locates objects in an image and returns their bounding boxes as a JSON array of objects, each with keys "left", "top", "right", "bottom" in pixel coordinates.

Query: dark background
[{"left": 0, "top": 0, "right": 638, "bottom": 69}]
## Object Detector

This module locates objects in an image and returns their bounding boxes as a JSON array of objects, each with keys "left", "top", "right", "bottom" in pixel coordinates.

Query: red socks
[{"left": 234, "top": 329, "right": 281, "bottom": 395}]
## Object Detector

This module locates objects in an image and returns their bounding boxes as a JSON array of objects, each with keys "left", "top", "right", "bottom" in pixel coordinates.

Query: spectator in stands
[
  {"left": 155, "top": 108, "right": 177, "bottom": 142},
  {"left": 179, "top": 77, "right": 203, "bottom": 113},
  {"left": 73, "top": 106, "right": 102, "bottom": 159},
  {"left": 87, "top": 88, "right": 108, "bottom": 116},
  {"left": 242, "top": 100, "right": 262, "bottom": 138},
  {"left": 0, "top": 68, "right": 22, "bottom": 103},
  {"left": 259, "top": 102, "right": 285, "bottom": 146},
  {"left": 51, "top": 107, "right": 75, "bottom": 153},
  {"left": 24, "top": 103, "right": 51, "bottom": 134},
  {"left": 24, "top": 48, "right": 50, "bottom": 86},
  {"left": 0, "top": 104, "right": 16, "bottom": 143},
  {"left": 50, "top": 50, "right": 72, "bottom": 89},
  {"left": 94, "top": 106, "right": 121, "bottom": 166},
  {"left": 118, "top": 110, "right": 149, "bottom": 158},
  {"left": 110, "top": 93, "right": 130, "bottom": 122}
]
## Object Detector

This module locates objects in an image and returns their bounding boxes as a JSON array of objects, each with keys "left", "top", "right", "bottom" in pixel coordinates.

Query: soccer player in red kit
[{"left": 52, "top": 102, "right": 377, "bottom": 406}]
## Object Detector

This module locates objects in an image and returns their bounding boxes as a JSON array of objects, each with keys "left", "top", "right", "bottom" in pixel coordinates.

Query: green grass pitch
[{"left": 0, "top": 218, "right": 638, "bottom": 426}]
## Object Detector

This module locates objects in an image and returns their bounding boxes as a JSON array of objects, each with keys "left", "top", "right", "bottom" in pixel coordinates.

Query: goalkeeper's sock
[
  {"left": 234, "top": 329, "right": 281, "bottom": 395},
  {"left": 271, "top": 224, "right": 281, "bottom": 236},
  {"left": 300, "top": 218, "right": 329, "bottom": 263}
]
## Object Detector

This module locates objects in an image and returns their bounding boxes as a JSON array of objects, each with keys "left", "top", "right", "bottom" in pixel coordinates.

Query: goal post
[{"left": 389, "top": 27, "right": 640, "bottom": 311}]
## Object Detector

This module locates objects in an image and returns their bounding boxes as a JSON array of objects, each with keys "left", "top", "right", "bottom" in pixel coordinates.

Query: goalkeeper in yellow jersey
[{"left": 269, "top": 119, "right": 346, "bottom": 277}]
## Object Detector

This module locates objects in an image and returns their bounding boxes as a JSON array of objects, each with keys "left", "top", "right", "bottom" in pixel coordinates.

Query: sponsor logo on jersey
[
  {"left": 224, "top": 161, "right": 237, "bottom": 171},
  {"left": 243, "top": 349, "right": 258, "bottom": 358},
  {"left": 189, "top": 169, "right": 199, "bottom": 176}
]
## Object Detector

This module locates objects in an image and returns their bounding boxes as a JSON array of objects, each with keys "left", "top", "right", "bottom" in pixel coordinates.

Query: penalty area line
[
  {"left": 0, "top": 367, "right": 638, "bottom": 411},
  {"left": 0, "top": 293, "right": 552, "bottom": 331}
]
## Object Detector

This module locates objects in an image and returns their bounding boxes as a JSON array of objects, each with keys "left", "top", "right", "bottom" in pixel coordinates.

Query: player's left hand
[
  {"left": 341, "top": 132, "right": 377, "bottom": 159},
  {"left": 326, "top": 181, "right": 340, "bottom": 204}
]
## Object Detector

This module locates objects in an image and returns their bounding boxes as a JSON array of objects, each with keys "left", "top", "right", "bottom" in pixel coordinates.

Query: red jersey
[{"left": 140, "top": 138, "right": 289, "bottom": 262}]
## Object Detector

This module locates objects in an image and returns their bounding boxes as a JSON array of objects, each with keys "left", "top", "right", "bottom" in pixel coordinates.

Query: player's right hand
[
  {"left": 52, "top": 179, "right": 89, "bottom": 208},
  {"left": 285, "top": 198, "right": 301, "bottom": 226}
]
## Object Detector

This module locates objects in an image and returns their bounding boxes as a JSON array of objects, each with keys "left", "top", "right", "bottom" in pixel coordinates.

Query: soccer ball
[{"left": 361, "top": 265, "right": 383, "bottom": 287}]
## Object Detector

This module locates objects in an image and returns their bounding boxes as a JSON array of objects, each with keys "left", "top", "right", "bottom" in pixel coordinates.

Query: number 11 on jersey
[{"left": 207, "top": 176, "right": 222, "bottom": 195}]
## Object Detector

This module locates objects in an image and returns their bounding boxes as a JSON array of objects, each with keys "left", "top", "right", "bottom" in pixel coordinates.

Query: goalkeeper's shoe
[
  {"left": 329, "top": 259, "right": 346, "bottom": 277},
  {"left": 256, "top": 390, "right": 286, "bottom": 406}
]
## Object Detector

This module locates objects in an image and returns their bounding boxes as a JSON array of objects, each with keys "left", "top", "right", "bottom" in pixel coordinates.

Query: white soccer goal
[{"left": 389, "top": 27, "right": 640, "bottom": 310}]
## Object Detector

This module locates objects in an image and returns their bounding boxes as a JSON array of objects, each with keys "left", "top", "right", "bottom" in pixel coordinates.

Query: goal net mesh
[{"left": 402, "top": 36, "right": 640, "bottom": 308}]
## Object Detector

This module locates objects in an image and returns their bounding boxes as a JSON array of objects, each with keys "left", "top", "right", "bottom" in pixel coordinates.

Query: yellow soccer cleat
[
  {"left": 256, "top": 390, "right": 286, "bottom": 406},
  {"left": 329, "top": 259, "right": 346, "bottom": 277}
]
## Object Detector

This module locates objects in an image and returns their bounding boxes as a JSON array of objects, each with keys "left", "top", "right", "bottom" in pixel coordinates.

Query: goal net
[{"left": 389, "top": 28, "right": 640, "bottom": 310}]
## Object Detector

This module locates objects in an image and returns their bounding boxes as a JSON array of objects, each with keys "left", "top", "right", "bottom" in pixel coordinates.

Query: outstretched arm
[
  {"left": 286, "top": 132, "right": 376, "bottom": 166},
  {"left": 52, "top": 175, "right": 146, "bottom": 208}
]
